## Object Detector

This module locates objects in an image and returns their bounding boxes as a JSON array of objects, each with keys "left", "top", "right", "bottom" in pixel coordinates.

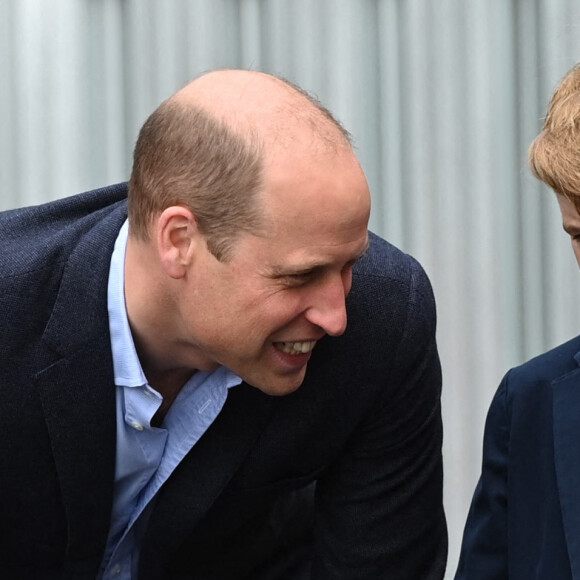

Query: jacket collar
[{"left": 34, "top": 205, "right": 127, "bottom": 574}]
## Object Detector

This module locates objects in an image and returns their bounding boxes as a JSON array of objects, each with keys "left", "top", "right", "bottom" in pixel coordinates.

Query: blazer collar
[
  {"left": 34, "top": 207, "right": 126, "bottom": 573},
  {"left": 553, "top": 358, "right": 580, "bottom": 579}
]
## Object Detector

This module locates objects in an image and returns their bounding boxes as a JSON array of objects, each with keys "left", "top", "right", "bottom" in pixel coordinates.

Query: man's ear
[{"left": 156, "top": 206, "right": 199, "bottom": 279}]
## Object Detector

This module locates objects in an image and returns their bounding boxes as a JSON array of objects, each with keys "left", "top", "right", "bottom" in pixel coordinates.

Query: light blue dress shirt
[{"left": 99, "top": 220, "right": 242, "bottom": 580}]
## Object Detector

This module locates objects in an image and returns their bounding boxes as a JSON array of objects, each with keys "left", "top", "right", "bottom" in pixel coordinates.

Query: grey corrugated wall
[{"left": 3, "top": 0, "right": 580, "bottom": 576}]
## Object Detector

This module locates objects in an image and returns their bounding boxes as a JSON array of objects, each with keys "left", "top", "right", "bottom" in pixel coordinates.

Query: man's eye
[{"left": 283, "top": 272, "right": 312, "bottom": 286}]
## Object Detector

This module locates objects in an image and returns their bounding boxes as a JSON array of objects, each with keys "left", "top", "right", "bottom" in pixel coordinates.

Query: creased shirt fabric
[{"left": 99, "top": 220, "right": 242, "bottom": 580}]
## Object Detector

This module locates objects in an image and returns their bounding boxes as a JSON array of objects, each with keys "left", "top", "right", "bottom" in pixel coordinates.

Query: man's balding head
[
  {"left": 128, "top": 69, "right": 353, "bottom": 260},
  {"left": 171, "top": 70, "right": 351, "bottom": 148}
]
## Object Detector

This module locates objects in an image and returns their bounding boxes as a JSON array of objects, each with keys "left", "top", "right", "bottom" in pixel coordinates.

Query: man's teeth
[{"left": 275, "top": 341, "right": 316, "bottom": 355}]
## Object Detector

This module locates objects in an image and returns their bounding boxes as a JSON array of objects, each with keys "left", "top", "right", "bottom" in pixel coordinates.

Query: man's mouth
[{"left": 274, "top": 341, "right": 317, "bottom": 355}]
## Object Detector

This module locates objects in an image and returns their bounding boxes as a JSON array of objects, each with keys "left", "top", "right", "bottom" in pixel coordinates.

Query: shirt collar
[{"left": 107, "top": 220, "right": 148, "bottom": 387}]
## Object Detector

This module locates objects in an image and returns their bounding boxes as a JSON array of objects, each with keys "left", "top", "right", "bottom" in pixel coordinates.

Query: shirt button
[
  {"left": 131, "top": 421, "right": 144, "bottom": 431},
  {"left": 113, "top": 564, "right": 122, "bottom": 576}
]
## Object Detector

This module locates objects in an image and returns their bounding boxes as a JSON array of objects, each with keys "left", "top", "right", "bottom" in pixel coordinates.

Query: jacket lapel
[
  {"left": 140, "top": 382, "right": 275, "bottom": 578},
  {"left": 33, "top": 206, "right": 126, "bottom": 574},
  {"left": 35, "top": 348, "right": 117, "bottom": 568},
  {"left": 553, "top": 362, "right": 580, "bottom": 579}
]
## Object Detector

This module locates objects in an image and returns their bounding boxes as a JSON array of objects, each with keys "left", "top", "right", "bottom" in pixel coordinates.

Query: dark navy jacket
[
  {"left": 456, "top": 335, "right": 580, "bottom": 579},
  {"left": 0, "top": 183, "right": 446, "bottom": 579}
]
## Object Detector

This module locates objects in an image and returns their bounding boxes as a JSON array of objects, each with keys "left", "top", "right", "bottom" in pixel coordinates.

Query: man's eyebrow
[
  {"left": 269, "top": 262, "right": 327, "bottom": 277},
  {"left": 269, "top": 239, "right": 371, "bottom": 278}
]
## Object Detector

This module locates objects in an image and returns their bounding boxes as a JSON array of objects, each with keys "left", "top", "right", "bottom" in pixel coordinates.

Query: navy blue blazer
[
  {"left": 0, "top": 183, "right": 446, "bottom": 579},
  {"left": 455, "top": 334, "right": 580, "bottom": 579}
]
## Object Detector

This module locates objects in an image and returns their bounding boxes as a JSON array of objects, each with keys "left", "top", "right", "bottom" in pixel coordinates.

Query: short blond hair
[{"left": 529, "top": 64, "right": 580, "bottom": 212}]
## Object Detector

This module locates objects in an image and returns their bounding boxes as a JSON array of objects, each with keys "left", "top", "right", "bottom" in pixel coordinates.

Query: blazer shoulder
[
  {"left": 356, "top": 231, "right": 428, "bottom": 276},
  {"left": 0, "top": 182, "right": 128, "bottom": 278},
  {"left": 352, "top": 231, "right": 436, "bottom": 328},
  {"left": 508, "top": 334, "right": 580, "bottom": 387}
]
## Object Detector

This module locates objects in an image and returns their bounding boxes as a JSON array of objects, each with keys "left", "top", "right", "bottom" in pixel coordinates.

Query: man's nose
[{"left": 304, "top": 275, "right": 349, "bottom": 336}]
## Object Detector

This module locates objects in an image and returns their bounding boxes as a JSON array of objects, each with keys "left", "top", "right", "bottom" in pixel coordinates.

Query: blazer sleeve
[
  {"left": 311, "top": 259, "right": 447, "bottom": 579},
  {"left": 454, "top": 375, "right": 511, "bottom": 580}
]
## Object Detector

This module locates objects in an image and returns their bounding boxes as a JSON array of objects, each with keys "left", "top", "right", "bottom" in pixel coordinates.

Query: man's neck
[{"left": 146, "top": 366, "right": 198, "bottom": 425}]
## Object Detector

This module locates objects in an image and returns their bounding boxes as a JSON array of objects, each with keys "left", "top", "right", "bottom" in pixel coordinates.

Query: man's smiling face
[{"left": 174, "top": 144, "right": 371, "bottom": 395}]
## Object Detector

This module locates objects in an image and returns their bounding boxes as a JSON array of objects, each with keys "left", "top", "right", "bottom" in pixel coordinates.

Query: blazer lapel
[
  {"left": 35, "top": 347, "right": 117, "bottom": 568},
  {"left": 140, "top": 382, "right": 275, "bottom": 578},
  {"left": 553, "top": 363, "right": 580, "bottom": 579},
  {"left": 33, "top": 206, "right": 125, "bottom": 573}
]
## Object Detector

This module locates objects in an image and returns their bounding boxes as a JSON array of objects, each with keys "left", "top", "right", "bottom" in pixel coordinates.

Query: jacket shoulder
[
  {"left": 0, "top": 182, "right": 128, "bottom": 277},
  {"left": 508, "top": 334, "right": 580, "bottom": 389},
  {"left": 356, "top": 231, "right": 429, "bottom": 280},
  {"left": 352, "top": 231, "right": 437, "bottom": 331}
]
